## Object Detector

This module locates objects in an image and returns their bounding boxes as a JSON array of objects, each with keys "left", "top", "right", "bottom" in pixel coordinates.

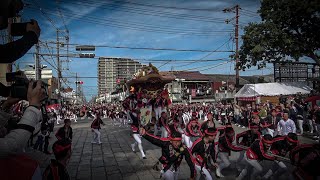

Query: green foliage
[{"left": 239, "top": 0, "right": 320, "bottom": 70}]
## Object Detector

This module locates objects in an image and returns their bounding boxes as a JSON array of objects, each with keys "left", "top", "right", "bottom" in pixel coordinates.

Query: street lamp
[{"left": 27, "top": 64, "right": 47, "bottom": 69}]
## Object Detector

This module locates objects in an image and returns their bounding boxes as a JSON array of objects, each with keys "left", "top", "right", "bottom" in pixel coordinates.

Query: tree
[{"left": 239, "top": 0, "right": 320, "bottom": 70}]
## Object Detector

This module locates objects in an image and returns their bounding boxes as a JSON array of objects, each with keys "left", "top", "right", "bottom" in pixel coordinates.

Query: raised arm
[{"left": 141, "top": 129, "right": 168, "bottom": 148}]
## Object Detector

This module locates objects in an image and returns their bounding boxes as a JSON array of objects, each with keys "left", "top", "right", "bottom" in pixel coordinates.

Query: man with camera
[
  {"left": 0, "top": 80, "right": 47, "bottom": 157},
  {"left": 0, "top": 80, "right": 46, "bottom": 180},
  {"left": 0, "top": 0, "right": 41, "bottom": 63}
]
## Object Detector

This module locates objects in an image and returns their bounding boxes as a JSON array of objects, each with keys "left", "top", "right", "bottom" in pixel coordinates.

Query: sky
[{"left": 15, "top": 0, "right": 269, "bottom": 100}]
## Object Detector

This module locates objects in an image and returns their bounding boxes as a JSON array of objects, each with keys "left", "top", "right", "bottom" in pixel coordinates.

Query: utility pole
[
  {"left": 66, "top": 30, "right": 70, "bottom": 68},
  {"left": 7, "top": 18, "right": 13, "bottom": 74},
  {"left": 56, "top": 29, "right": 62, "bottom": 102},
  {"left": 75, "top": 72, "right": 78, "bottom": 100},
  {"left": 35, "top": 43, "right": 41, "bottom": 80},
  {"left": 235, "top": 5, "right": 239, "bottom": 90},
  {"left": 224, "top": 5, "right": 240, "bottom": 89}
]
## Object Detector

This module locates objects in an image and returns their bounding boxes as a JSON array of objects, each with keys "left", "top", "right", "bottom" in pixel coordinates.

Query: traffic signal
[
  {"left": 79, "top": 53, "right": 95, "bottom": 58},
  {"left": 75, "top": 81, "right": 84, "bottom": 84},
  {"left": 76, "top": 45, "right": 95, "bottom": 51}
]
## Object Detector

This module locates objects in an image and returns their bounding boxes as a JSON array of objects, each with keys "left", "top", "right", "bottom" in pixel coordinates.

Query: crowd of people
[
  {"left": 1, "top": 85, "right": 320, "bottom": 180},
  {"left": 114, "top": 91, "right": 319, "bottom": 180}
]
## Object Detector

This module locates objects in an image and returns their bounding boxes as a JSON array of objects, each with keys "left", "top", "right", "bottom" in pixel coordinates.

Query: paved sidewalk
[{"left": 24, "top": 118, "right": 315, "bottom": 180}]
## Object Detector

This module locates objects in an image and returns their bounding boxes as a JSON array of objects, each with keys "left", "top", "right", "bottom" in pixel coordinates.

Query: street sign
[{"left": 75, "top": 45, "right": 95, "bottom": 51}]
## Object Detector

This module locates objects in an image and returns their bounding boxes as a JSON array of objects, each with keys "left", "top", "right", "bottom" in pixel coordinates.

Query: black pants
[
  {"left": 33, "top": 136, "right": 44, "bottom": 151},
  {"left": 44, "top": 136, "right": 50, "bottom": 152}
]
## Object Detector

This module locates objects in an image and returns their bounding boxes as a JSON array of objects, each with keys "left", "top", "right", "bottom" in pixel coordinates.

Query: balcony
[{"left": 215, "top": 92, "right": 236, "bottom": 100}]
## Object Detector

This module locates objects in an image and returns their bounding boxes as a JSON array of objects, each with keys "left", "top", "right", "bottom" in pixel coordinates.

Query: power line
[
  {"left": 55, "top": 0, "right": 69, "bottom": 31},
  {"left": 39, "top": 41, "right": 59, "bottom": 68},
  {"left": 28, "top": 51, "right": 233, "bottom": 62},
  {"left": 241, "top": 12, "right": 260, "bottom": 18},
  {"left": 67, "top": 1, "right": 226, "bottom": 23},
  {"left": 41, "top": 42, "right": 234, "bottom": 53},
  {"left": 106, "top": 0, "right": 224, "bottom": 12},
  {"left": 195, "top": 60, "right": 233, "bottom": 72},
  {"left": 39, "top": 55, "right": 58, "bottom": 70},
  {"left": 42, "top": 42, "right": 213, "bottom": 57},
  {"left": 40, "top": 8, "right": 232, "bottom": 34},
  {"left": 27, "top": 6, "right": 232, "bottom": 36},
  {"left": 29, "top": 0, "right": 67, "bottom": 36},
  {"left": 180, "top": 60, "right": 231, "bottom": 72},
  {"left": 241, "top": 8, "right": 259, "bottom": 15},
  {"left": 177, "top": 38, "right": 233, "bottom": 68}
]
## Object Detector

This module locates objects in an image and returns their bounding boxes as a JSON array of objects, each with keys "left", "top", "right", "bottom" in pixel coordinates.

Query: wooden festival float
[{"left": 123, "top": 63, "right": 174, "bottom": 127}]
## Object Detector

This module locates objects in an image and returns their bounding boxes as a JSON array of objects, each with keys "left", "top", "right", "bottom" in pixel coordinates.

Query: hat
[
  {"left": 204, "top": 127, "right": 218, "bottom": 136},
  {"left": 262, "top": 134, "right": 273, "bottom": 144},
  {"left": 252, "top": 110, "right": 259, "bottom": 115}
]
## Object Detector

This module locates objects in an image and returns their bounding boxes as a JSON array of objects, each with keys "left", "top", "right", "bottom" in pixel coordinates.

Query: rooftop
[{"left": 205, "top": 74, "right": 250, "bottom": 85}]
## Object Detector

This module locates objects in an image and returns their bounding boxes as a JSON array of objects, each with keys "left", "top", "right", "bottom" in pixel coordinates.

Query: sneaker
[
  {"left": 91, "top": 141, "right": 97, "bottom": 144},
  {"left": 216, "top": 167, "right": 225, "bottom": 178},
  {"left": 242, "top": 126, "right": 246, "bottom": 129},
  {"left": 143, "top": 156, "right": 147, "bottom": 159},
  {"left": 313, "top": 136, "right": 319, "bottom": 139},
  {"left": 98, "top": 142, "right": 102, "bottom": 144},
  {"left": 131, "top": 144, "right": 136, "bottom": 152},
  {"left": 235, "top": 123, "right": 239, "bottom": 126}
]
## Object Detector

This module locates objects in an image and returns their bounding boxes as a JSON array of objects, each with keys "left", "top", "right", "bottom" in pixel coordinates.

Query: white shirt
[{"left": 277, "top": 118, "right": 296, "bottom": 136}]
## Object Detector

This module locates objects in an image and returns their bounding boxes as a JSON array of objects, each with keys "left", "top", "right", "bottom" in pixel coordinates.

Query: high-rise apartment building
[{"left": 98, "top": 57, "right": 143, "bottom": 95}]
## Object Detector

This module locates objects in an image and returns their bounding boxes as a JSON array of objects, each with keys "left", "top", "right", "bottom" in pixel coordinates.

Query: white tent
[{"left": 235, "top": 82, "right": 312, "bottom": 98}]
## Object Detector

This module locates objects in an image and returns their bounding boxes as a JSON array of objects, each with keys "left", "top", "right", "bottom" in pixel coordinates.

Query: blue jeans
[
  {"left": 33, "top": 136, "right": 44, "bottom": 151},
  {"left": 235, "top": 115, "right": 240, "bottom": 124}
]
